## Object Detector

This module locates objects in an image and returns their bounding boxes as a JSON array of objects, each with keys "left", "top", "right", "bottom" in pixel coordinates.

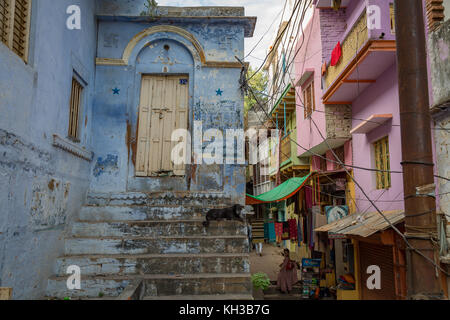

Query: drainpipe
[{"left": 394, "top": 0, "right": 443, "bottom": 298}]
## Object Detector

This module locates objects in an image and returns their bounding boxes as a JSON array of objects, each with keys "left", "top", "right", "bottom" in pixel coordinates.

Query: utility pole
[{"left": 394, "top": 0, "right": 443, "bottom": 298}]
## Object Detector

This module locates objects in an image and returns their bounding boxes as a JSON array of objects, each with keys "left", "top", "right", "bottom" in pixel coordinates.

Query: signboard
[
  {"left": 302, "top": 258, "right": 321, "bottom": 268},
  {"left": 325, "top": 205, "right": 349, "bottom": 224}
]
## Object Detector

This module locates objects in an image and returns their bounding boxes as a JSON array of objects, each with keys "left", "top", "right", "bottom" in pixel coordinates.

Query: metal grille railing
[
  {"left": 12, "top": 0, "right": 28, "bottom": 58},
  {"left": 0, "top": 0, "right": 10, "bottom": 46}
]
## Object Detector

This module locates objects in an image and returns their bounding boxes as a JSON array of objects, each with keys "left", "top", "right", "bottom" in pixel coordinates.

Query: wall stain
[
  {"left": 93, "top": 155, "right": 119, "bottom": 178},
  {"left": 126, "top": 119, "right": 137, "bottom": 167}
]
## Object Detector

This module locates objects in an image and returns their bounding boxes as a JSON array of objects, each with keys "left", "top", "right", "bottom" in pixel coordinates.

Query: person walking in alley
[
  {"left": 277, "top": 249, "right": 298, "bottom": 294},
  {"left": 251, "top": 220, "right": 264, "bottom": 256}
]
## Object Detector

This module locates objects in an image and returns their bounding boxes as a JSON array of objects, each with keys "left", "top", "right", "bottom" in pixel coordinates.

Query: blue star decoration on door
[
  {"left": 112, "top": 88, "right": 120, "bottom": 95},
  {"left": 216, "top": 89, "right": 223, "bottom": 96}
]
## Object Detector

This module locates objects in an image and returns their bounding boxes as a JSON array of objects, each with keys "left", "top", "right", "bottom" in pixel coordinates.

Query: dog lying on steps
[{"left": 202, "top": 204, "right": 245, "bottom": 227}]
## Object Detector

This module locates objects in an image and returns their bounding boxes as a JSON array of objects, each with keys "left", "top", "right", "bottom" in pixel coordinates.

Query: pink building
[{"left": 296, "top": 0, "right": 404, "bottom": 213}]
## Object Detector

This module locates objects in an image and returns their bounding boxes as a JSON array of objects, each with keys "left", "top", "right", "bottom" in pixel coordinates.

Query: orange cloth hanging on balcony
[{"left": 330, "top": 42, "right": 342, "bottom": 67}]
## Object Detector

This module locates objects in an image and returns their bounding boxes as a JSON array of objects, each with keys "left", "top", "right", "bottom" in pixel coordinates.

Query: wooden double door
[{"left": 135, "top": 75, "right": 189, "bottom": 177}]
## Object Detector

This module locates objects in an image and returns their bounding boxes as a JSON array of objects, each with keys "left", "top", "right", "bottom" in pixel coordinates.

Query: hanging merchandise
[
  {"left": 288, "top": 219, "right": 298, "bottom": 241},
  {"left": 298, "top": 218, "right": 303, "bottom": 246},
  {"left": 282, "top": 222, "right": 290, "bottom": 240},
  {"left": 302, "top": 215, "right": 308, "bottom": 244},
  {"left": 331, "top": 42, "right": 342, "bottom": 66},
  {"left": 268, "top": 222, "right": 276, "bottom": 243},
  {"left": 305, "top": 186, "right": 313, "bottom": 209},
  {"left": 308, "top": 209, "right": 314, "bottom": 249},
  {"left": 313, "top": 207, "right": 328, "bottom": 229},
  {"left": 275, "top": 222, "right": 283, "bottom": 243}
]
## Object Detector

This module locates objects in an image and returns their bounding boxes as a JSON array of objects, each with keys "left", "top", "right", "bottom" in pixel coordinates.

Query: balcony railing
[
  {"left": 280, "top": 135, "right": 291, "bottom": 164},
  {"left": 324, "top": 11, "right": 369, "bottom": 90}
]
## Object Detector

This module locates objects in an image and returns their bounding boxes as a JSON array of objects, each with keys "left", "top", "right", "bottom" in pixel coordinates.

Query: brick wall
[
  {"left": 324, "top": 104, "right": 352, "bottom": 139},
  {"left": 319, "top": 8, "right": 348, "bottom": 63}
]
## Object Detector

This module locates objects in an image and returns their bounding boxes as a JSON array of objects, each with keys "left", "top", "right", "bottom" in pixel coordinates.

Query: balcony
[
  {"left": 280, "top": 135, "right": 291, "bottom": 164},
  {"left": 322, "top": 4, "right": 397, "bottom": 104}
]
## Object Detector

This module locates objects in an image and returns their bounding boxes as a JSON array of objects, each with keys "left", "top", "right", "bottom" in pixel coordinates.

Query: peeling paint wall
[
  {"left": 428, "top": 19, "right": 450, "bottom": 255},
  {"left": 90, "top": 7, "right": 248, "bottom": 204},
  {"left": 0, "top": 0, "right": 97, "bottom": 299}
]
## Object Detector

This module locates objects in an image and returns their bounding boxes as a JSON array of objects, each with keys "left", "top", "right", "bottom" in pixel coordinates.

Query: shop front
[{"left": 316, "top": 210, "right": 407, "bottom": 300}]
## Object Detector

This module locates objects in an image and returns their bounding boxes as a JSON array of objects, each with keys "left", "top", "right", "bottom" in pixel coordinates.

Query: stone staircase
[
  {"left": 263, "top": 281, "right": 303, "bottom": 300},
  {"left": 46, "top": 192, "right": 252, "bottom": 300}
]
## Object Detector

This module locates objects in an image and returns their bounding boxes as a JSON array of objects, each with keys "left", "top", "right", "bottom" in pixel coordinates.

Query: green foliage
[
  {"left": 251, "top": 272, "right": 271, "bottom": 291},
  {"left": 244, "top": 65, "right": 268, "bottom": 116},
  {"left": 140, "top": 0, "right": 158, "bottom": 17}
]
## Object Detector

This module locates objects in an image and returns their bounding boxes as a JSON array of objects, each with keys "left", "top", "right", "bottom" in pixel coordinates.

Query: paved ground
[{"left": 249, "top": 242, "right": 285, "bottom": 281}]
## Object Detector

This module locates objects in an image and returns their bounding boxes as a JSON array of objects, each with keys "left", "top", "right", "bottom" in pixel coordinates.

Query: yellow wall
[{"left": 346, "top": 171, "right": 357, "bottom": 214}]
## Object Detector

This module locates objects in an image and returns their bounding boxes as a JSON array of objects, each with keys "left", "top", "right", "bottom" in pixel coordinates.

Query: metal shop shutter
[{"left": 359, "top": 241, "right": 396, "bottom": 300}]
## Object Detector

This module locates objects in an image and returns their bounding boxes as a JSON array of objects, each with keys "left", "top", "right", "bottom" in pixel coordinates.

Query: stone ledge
[{"left": 52, "top": 134, "right": 93, "bottom": 162}]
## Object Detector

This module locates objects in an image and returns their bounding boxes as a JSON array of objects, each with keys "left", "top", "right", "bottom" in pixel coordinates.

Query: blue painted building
[{"left": 0, "top": 0, "right": 255, "bottom": 299}]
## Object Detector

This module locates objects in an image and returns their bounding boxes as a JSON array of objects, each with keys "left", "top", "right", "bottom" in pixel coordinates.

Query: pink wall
[
  {"left": 351, "top": 63, "right": 404, "bottom": 212},
  {"left": 295, "top": 8, "right": 327, "bottom": 157}
]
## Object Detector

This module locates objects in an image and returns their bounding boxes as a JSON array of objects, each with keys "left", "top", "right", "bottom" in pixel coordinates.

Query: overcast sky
[{"left": 157, "top": 0, "right": 289, "bottom": 68}]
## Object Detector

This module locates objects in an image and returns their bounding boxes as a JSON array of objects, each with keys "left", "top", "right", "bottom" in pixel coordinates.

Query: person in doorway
[{"left": 277, "top": 249, "right": 298, "bottom": 294}]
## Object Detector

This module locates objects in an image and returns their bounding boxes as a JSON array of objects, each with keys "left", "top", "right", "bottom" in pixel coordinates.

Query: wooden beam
[
  {"left": 323, "top": 101, "right": 352, "bottom": 105},
  {"left": 342, "top": 79, "right": 376, "bottom": 83}
]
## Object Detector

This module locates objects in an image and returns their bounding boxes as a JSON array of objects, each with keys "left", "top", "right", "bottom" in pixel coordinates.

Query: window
[
  {"left": 68, "top": 77, "right": 83, "bottom": 142},
  {"left": 303, "top": 81, "right": 315, "bottom": 119},
  {"left": 0, "top": 0, "right": 32, "bottom": 62},
  {"left": 374, "top": 136, "right": 391, "bottom": 189},
  {"left": 389, "top": 3, "right": 396, "bottom": 34}
]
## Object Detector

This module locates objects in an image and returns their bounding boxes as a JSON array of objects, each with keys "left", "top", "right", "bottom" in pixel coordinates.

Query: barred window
[
  {"left": 390, "top": 3, "right": 396, "bottom": 34},
  {"left": 0, "top": 0, "right": 31, "bottom": 62},
  {"left": 68, "top": 77, "right": 84, "bottom": 142},
  {"left": 374, "top": 136, "right": 391, "bottom": 189},
  {"left": 303, "top": 81, "right": 315, "bottom": 119}
]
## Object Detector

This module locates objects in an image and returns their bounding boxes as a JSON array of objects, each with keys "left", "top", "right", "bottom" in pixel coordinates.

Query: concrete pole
[{"left": 394, "top": 0, "right": 443, "bottom": 298}]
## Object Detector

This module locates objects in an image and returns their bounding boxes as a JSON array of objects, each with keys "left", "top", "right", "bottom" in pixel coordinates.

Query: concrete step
[
  {"left": 54, "top": 253, "right": 250, "bottom": 276},
  {"left": 263, "top": 285, "right": 302, "bottom": 295},
  {"left": 86, "top": 192, "right": 233, "bottom": 207},
  {"left": 144, "top": 294, "right": 253, "bottom": 300},
  {"left": 71, "top": 220, "right": 247, "bottom": 238},
  {"left": 47, "top": 273, "right": 251, "bottom": 299},
  {"left": 65, "top": 236, "right": 249, "bottom": 255},
  {"left": 263, "top": 293, "right": 303, "bottom": 300},
  {"left": 79, "top": 205, "right": 208, "bottom": 222}
]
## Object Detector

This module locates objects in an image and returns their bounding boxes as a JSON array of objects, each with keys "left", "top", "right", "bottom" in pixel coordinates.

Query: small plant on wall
[
  {"left": 251, "top": 272, "right": 271, "bottom": 291},
  {"left": 141, "top": 0, "right": 159, "bottom": 17}
]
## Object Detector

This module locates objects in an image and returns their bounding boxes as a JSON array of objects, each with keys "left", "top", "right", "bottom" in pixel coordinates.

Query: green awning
[{"left": 246, "top": 172, "right": 314, "bottom": 205}]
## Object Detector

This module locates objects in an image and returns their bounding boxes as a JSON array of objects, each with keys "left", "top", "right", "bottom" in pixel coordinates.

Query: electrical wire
[{"left": 240, "top": 54, "right": 450, "bottom": 276}]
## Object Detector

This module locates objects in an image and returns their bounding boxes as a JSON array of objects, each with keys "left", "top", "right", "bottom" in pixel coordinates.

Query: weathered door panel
[
  {"left": 161, "top": 77, "right": 176, "bottom": 172},
  {"left": 173, "top": 77, "right": 189, "bottom": 176},
  {"left": 149, "top": 77, "right": 165, "bottom": 175},
  {"left": 136, "top": 75, "right": 189, "bottom": 177},
  {"left": 135, "top": 77, "right": 153, "bottom": 177}
]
